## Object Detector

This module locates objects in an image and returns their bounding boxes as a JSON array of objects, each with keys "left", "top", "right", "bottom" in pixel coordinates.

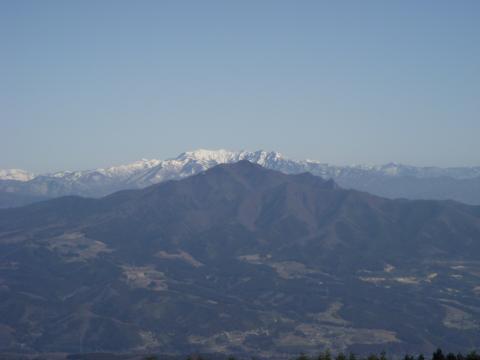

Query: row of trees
[
  {"left": 145, "top": 349, "right": 480, "bottom": 360},
  {"left": 295, "top": 349, "right": 480, "bottom": 360}
]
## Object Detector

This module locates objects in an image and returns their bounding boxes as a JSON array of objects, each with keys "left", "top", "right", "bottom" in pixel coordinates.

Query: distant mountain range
[
  {"left": 1, "top": 149, "right": 480, "bottom": 208},
  {"left": 1, "top": 161, "right": 479, "bottom": 357}
]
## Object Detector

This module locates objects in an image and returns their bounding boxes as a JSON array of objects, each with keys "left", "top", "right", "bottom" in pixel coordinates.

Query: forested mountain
[{"left": 0, "top": 161, "right": 479, "bottom": 357}]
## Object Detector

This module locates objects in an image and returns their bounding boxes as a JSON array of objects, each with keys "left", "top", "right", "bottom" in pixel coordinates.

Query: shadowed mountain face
[{"left": 1, "top": 161, "right": 480, "bottom": 357}]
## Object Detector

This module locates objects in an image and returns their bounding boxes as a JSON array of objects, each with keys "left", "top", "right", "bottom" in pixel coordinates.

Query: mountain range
[
  {"left": 0, "top": 161, "right": 479, "bottom": 358},
  {"left": 1, "top": 149, "right": 480, "bottom": 208}
]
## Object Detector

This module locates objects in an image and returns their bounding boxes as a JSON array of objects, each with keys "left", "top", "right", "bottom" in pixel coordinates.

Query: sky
[{"left": 1, "top": 1, "right": 479, "bottom": 173}]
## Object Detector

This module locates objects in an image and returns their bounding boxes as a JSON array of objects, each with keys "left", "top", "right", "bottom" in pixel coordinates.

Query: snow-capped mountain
[
  {"left": 1, "top": 149, "right": 480, "bottom": 207},
  {"left": 126, "top": 150, "right": 297, "bottom": 187},
  {"left": 48, "top": 158, "right": 162, "bottom": 181},
  {"left": 0, "top": 169, "right": 35, "bottom": 182}
]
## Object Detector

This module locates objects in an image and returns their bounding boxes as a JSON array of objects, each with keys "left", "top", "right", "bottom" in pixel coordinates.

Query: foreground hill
[
  {"left": 1, "top": 149, "right": 480, "bottom": 208},
  {"left": 0, "top": 161, "right": 479, "bottom": 357}
]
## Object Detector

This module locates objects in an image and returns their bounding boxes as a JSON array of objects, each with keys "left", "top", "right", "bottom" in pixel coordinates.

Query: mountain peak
[
  {"left": 210, "top": 159, "right": 267, "bottom": 173},
  {"left": 2, "top": 149, "right": 480, "bottom": 208},
  {"left": 172, "top": 149, "right": 286, "bottom": 166},
  {"left": 175, "top": 148, "right": 239, "bottom": 163},
  {"left": 0, "top": 169, "right": 35, "bottom": 182}
]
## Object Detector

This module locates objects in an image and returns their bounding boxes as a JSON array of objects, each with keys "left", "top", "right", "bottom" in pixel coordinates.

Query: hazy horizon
[{"left": 2, "top": 1, "right": 479, "bottom": 172}]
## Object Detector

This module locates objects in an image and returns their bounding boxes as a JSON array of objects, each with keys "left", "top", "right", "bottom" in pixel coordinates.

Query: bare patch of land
[{"left": 122, "top": 265, "right": 167, "bottom": 291}]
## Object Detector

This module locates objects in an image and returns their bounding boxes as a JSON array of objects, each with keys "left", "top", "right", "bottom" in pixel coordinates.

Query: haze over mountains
[
  {"left": 0, "top": 161, "right": 479, "bottom": 357},
  {"left": 1, "top": 149, "right": 480, "bottom": 208}
]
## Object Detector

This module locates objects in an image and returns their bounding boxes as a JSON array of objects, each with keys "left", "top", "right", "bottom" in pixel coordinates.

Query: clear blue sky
[{"left": 1, "top": 1, "right": 479, "bottom": 172}]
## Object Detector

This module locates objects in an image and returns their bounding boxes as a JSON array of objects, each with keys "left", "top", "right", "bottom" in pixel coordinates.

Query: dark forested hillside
[{"left": 0, "top": 161, "right": 479, "bottom": 357}]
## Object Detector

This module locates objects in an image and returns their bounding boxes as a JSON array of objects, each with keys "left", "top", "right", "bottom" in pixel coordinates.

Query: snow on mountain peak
[
  {"left": 2, "top": 149, "right": 480, "bottom": 202},
  {"left": 100, "top": 158, "right": 161, "bottom": 177},
  {"left": 174, "top": 149, "right": 239, "bottom": 163},
  {"left": 0, "top": 169, "right": 35, "bottom": 182}
]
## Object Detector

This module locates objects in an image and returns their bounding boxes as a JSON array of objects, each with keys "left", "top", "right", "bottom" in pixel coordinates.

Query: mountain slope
[
  {"left": 0, "top": 161, "right": 479, "bottom": 357},
  {"left": 1, "top": 149, "right": 480, "bottom": 208}
]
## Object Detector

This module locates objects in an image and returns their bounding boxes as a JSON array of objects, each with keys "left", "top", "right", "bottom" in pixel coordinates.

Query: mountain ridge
[
  {"left": 3, "top": 149, "right": 480, "bottom": 182},
  {"left": 1, "top": 149, "right": 480, "bottom": 207}
]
